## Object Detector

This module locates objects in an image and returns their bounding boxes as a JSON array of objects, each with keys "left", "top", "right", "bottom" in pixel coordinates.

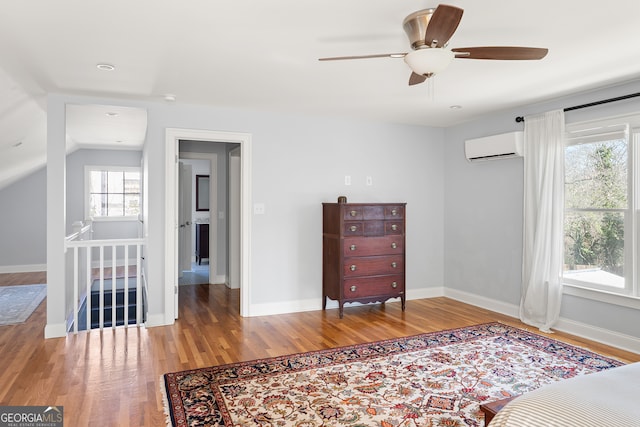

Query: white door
[{"left": 177, "top": 162, "right": 193, "bottom": 314}]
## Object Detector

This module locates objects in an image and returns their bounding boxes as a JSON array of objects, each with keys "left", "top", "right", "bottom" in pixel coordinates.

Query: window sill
[{"left": 562, "top": 282, "right": 640, "bottom": 310}]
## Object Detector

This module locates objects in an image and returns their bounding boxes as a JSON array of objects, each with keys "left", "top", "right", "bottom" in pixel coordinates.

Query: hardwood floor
[{"left": 1, "top": 272, "right": 638, "bottom": 426}]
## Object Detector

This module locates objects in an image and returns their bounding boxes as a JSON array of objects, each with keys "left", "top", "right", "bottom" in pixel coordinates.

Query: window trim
[{"left": 84, "top": 165, "right": 141, "bottom": 221}]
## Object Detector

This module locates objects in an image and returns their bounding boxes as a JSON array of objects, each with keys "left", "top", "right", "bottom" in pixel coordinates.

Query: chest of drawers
[{"left": 322, "top": 202, "right": 406, "bottom": 318}]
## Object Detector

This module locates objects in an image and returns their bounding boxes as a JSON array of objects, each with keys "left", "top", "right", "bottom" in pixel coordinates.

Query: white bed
[{"left": 489, "top": 362, "right": 640, "bottom": 426}]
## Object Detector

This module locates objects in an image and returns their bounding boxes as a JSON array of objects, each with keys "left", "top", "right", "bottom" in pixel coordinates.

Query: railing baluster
[
  {"left": 111, "top": 245, "right": 117, "bottom": 328},
  {"left": 136, "top": 244, "right": 142, "bottom": 325},
  {"left": 73, "top": 247, "right": 79, "bottom": 334},
  {"left": 99, "top": 246, "right": 104, "bottom": 330},
  {"left": 124, "top": 245, "right": 129, "bottom": 328},
  {"left": 86, "top": 246, "right": 91, "bottom": 331}
]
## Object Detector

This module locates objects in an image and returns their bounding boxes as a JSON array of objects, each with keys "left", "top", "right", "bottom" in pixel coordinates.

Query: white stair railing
[{"left": 65, "top": 234, "right": 146, "bottom": 333}]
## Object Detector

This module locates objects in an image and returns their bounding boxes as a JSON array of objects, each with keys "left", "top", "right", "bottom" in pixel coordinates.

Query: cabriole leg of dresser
[
  {"left": 339, "top": 303, "right": 344, "bottom": 319},
  {"left": 401, "top": 294, "right": 406, "bottom": 311}
]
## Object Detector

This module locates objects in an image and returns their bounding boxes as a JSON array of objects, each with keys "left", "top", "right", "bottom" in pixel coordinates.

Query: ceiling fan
[{"left": 318, "top": 4, "right": 548, "bottom": 86}]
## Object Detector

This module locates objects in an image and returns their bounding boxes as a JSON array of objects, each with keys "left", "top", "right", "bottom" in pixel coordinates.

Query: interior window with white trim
[
  {"left": 563, "top": 115, "right": 638, "bottom": 297},
  {"left": 86, "top": 166, "right": 141, "bottom": 220}
]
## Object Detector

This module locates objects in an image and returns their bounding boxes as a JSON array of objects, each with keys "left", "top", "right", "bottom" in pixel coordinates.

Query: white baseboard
[
  {"left": 247, "top": 287, "right": 443, "bottom": 317},
  {"left": 44, "top": 322, "right": 67, "bottom": 339},
  {"left": 444, "top": 287, "right": 520, "bottom": 318},
  {"left": 0, "top": 264, "right": 47, "bottom": 274},
  {"left": 554, "top": 317, "right": 640, "bottom": 355},
  {"left": 145, "top": 313, "right": 168, "bottom": 328}
]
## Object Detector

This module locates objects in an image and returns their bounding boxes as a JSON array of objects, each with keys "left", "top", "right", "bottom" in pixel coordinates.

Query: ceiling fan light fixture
[{"left": 403, "top": 48, "right": 454, "bottom": 76}]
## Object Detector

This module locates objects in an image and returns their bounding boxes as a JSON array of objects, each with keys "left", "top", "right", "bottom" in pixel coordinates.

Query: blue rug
[{"left": 0, "top": 284, "right": 46, "bottom": 325}]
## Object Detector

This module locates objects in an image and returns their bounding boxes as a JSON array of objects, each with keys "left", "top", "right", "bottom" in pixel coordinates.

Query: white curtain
[{"left": 520, "top": 109, "right": 565, "bottom": 332}]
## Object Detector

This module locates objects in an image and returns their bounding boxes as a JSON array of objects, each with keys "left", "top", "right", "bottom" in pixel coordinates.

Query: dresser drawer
[
  {"left": 343, "top": 275, "right": 404, "bottom": 298},
  {"left": 343, "top": 208, "right": 363, "bottom": 220},
  {"left": 385, "top": 221, "right": 403, "bottom": 235},
  {"left": 385, "top": 205, "right": 404, "bottom": 219},
  {"left": 343, "top": 255, "right": 404, "bottom": 277},
  {"left": 343, "top": 222, "right": 363, "bottom": 236},
  {"left": 343, "top": 236, "right": 404, "bottom": 257}
]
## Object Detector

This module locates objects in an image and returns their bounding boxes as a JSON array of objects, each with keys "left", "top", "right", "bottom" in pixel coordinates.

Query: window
[
  {"left": 85, "top": 166, "right": 141, "bottom": 220},
  {"left": 563, "top": 115, "right": 639, "bottom": 299}
]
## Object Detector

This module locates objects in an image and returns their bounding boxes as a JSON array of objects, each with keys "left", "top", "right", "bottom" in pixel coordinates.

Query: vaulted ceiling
[{"left": 1, "top": 1, "right": 639, "bottom": 189}]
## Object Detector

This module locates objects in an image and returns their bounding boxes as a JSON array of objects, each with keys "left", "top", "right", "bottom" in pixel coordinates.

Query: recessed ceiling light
[
  {"left": 96, "top": 63, "right": 115, "bottom": 71},
  {"left": 12, "top": 141, "right": 23, "bottom": 148},
  {"left": 105, "top": 112, "right": 118, "bottom": 117},
  {"left": 164, "top": 94, "right": 176, "bottom": 102},
  {"left": 449, "top": 105, "right": 462, "bottom": 110}
]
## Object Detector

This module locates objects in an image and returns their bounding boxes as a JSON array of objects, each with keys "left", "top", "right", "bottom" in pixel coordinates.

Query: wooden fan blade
[
  {"left": 318, "top": 53, "right": 406, "bottom": 61},
  {"left": 424, "top": 5, "right": 463, "bottom": 48},
  {"left": 408, "top": 72, "right": 428, "bottom": 86},
  {"left": 452, "top": 46, "right": 548, "bottom": 60}
]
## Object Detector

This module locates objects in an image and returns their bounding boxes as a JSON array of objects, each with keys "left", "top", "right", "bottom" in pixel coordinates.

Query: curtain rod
[{"left": 514, "top": 92, "right": 640, "bottom": 123}]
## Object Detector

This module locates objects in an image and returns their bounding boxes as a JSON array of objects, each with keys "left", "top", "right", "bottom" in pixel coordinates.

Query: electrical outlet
[
  {"left": 366, "top": 176, "right": 373, "bottom": 186},
  {"left": 253, "top": 203, "right": 265, "bottom": 215}
]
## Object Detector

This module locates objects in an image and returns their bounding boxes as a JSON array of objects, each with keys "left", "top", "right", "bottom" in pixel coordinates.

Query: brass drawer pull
[
  {"left": 350, "top": 244, "right": 357, "bottom": 251},
  {"left": 391, "top": 242, "right": 397, "bottom": 249},
  {"left": 391, "top": 281, "right": 398, "bottom": 288},
  {"left": 350, "top": 285, "right": 357, "bottom": 292},
  {"left": 391, "top": 209, "right": 397, "bottom": 216},
  {"left": 391, "top": 262, "right": 397, "bottom": 268},
  {"left": 391, "top": 224, "right": 398, "bottom": 231},
  {"left": 350, "top": 225, "right": 357, "bottom": 232},
  {"left": 350, "top": 265, "right": 357, "bottom": 271},
  {"left": 350, "top": 210, "right": 357, "bottom": 217}
]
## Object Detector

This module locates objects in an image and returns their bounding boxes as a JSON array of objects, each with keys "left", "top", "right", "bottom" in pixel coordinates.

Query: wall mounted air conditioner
[{"left": 464, "top": 131, "right": 524, "bottom": 162}]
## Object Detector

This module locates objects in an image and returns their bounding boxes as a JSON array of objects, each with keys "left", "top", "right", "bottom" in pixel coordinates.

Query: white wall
[
  {"left": 444, "top": 79, "right": 640, "bottom": 345},
  {"left": 0, "top": 165, "right": 47, "bottom": 271}
]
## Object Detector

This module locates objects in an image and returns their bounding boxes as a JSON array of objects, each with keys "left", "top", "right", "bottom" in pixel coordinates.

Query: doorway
[
  {"left": 177, "top": 152, "right": 216, "bottom": 286},
  {"left": 164, "top": 128, "right": 252, "bottom": 320}
]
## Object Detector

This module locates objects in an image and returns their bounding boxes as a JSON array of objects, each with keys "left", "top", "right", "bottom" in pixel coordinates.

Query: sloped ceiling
[{"left": 1, "top": 1, "right": 640, "bottom": 189}]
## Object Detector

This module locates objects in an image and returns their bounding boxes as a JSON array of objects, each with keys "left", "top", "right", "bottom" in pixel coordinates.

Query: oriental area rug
[{"left": 163, "top": 322, "right": 623, "bottom": 427}]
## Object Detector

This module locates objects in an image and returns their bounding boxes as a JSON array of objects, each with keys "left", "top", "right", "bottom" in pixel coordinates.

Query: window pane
[
  {"left": 89, "top": 194, "right": 107, "bottom": 217},
  {"left": 563, "top": 210, "right": 625, "bottom": 288},
  {"left": 124, "top": 172, "right": 140, "bottom": 194},
  {"left": 89, "top": 171, "right": 106, "bottom": 193},
  {"left": 565, "top": 139, "right": 627, "bottom": 209},
  {"left": 124, "top": 195, "right": 140, "bottom": 216},
  {"left": 107, "top": 194, "right": 124, "bottom": 216},
  {"left": 108, "top": 171, "right": 124, "bottom": 193}
]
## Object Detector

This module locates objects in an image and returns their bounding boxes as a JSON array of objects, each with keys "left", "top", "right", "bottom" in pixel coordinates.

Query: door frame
[{"left": 165, "top": 128, "right": 252, "bottom": 319}]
